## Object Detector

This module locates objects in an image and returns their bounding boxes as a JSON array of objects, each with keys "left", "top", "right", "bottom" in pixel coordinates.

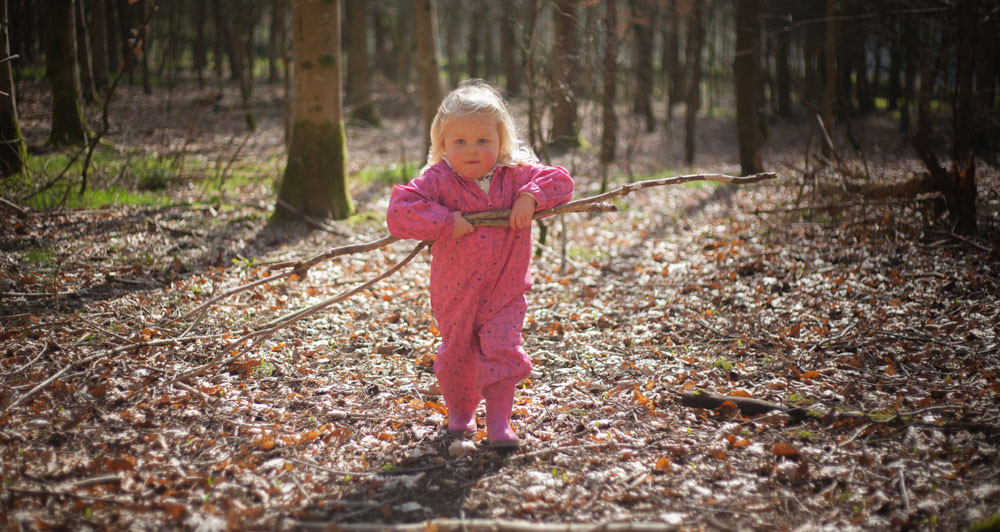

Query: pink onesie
[{"left": 386, "top": 161, "right": 574, "bottom": 415}]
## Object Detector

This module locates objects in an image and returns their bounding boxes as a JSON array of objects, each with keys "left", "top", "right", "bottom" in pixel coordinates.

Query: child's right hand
[{"left": 452, "top": 212, "right": 474, "bottom": 239}]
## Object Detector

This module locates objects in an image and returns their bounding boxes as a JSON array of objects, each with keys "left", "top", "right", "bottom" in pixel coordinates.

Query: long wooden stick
[
  {"left": 169, "top": 172, "right": 774, "bottom": 376},
  {"left": 172, "top": 241, "right": 430, "bottom": 383}
]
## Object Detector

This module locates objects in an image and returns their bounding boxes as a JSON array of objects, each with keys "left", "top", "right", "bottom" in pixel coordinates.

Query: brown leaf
[{"left": 772, "top": 441, "right": 799, "bottom": 457}]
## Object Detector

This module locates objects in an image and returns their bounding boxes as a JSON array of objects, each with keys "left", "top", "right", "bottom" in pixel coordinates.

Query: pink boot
[
  {"left": 447, "top": 405, "right": 477, "bottom": 434},
  {"left": 485, "top": 386, "right": 519, "bottom": 448}
]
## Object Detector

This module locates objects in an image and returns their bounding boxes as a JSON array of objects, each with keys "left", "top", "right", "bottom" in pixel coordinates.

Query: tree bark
[
  {"left": 773, "top": 20, "right": 791, "bottom": 118},
  {"left": 973, "top": 3, "right": 996, "bottom": 155},
  {"left": 630, "top": 0, "right": 655, "bottom": 132},
  {"left": 0, "top": 0, "right": 26, "bottom": 176},
  {"left": 413, "top": 0, "right": 442, "bottom": 154},
  {"left": 268, "top": 0, "right": 286, "bottom": 83},
  {"left": 139, "top": 0, "right": 150, "bottom": 94},
  {"left": 821, "top": 0, "right": 837, "bottom": 159},
  {"left": 500, "top": 9, "right": 520, "bottom": 96},
  {"left": 193, "top": 1, "right": 206, "bottom": 87},
  {"left": 346, "top": 0, "right": 379, "bottom": 126},
  {"left": 550, "top": 0, "right": 580, "bottom": 149},
  {"left": 683, "top": 0, "right": 703, "bottom": 165},
  {"left": 599, "top": 0, "right": 617, "bottom": 172},
  {"left": 734, "top": 0, "right": 762, "bottom": 175},
  {"left": 466, "top": 0, "right": 480, "bottom": 79},
  {"left": 273, "top": 0, "right": 353, "bottom": 223},
  {"left": 75, "top": 0, "right": 96, "bottom": 102},
  {"left": 663, "top": 0, "right": 682, "bottom": 120},
  {"left": 45, "top": 0, "right": 89, "bottom": 146},
  {"left": 88, "top": 0, "right": 109, "bottom": 92}
]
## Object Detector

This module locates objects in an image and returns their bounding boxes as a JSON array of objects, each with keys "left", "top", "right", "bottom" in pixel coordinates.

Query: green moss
[
  {"left": 274, "top": 119, "right": 354, "bottom": 222},
  {"left": 971, "top": 514, "right": 1000, "bottom": 532},
  {"left": 318, "top": 54, "right": 337, "bottom": 68}
]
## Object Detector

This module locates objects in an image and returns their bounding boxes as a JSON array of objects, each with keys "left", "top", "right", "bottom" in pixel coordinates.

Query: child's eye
[
  {"left": 455, "top": 139, "right": 465, "bottom": 146},
  {"left": 478, "top": 139, "right": 489, "bottom": 145}
]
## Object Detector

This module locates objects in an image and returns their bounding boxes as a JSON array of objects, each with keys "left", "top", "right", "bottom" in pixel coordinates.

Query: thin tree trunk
[
  {"left": 45, "top": 0, "right": 89, "bottom": 145},
  {"left": 664, "top": 0, "right": 682, "bottom": 120},
  {"left": 268, "top": 0, "right": 285, "bottom": 83},
  {"left": 774, "top": 20, "right": 791, "bottom": 118},
  {"left": 550, "top": 0, "right": 580, "bottom": 149},
  {"left": 466, "top": 1, "right": 480, "bottom": 79},
  {"left": 413, "top": 0, "right": 443, "bottom": 154},
  {"left": 346, "top": 0, "right": 379, "bottom": 125},
  {"left": 213, "top": 0, "right": 225, "bottom": 80},
  {"left": 88, "top": 0, "right": 109, "bottom": 92},
  {"left": 76, "top": 0, "right": 96, "bottom": 102},
  {"left": 599, "top": 0, "right": 617, "bottom": 176},
  {"left": 631, "top": 0, "right": 655, "bottom": 132},
  {"left": 734, "top": 0, "right": 762, "bottom": 175},
  {"left": 0, "top": 0, "right": 26, "bottom": 176},
  {"left": 684, "top": 0, "right": 703, "bottom": 165},
  {"left": 105, "top": 0, "right": 119, "bottom": 73},
  {"left": 193, "top": 0, "right": 206, "bottom": 87},
  {"left": 140, "top": 0, "right": 150, "bottom": 94},
  {"left": 900, "top": 15, "right": 915, "bottom": 135},
  {"left": 973, "top": 1, "right": 996, "bottom": 155},
  {"left": 500, "top": 9, "right": 520, "bottom": 96},
  {"left": 887, "top": 21, "right": 902, "bottom": 112},
  {"left": 443, "top": 0, "right": 459, "bottom": 87},
  {"left": 822, "top": 0, "right": 837, "bottom": 159}
]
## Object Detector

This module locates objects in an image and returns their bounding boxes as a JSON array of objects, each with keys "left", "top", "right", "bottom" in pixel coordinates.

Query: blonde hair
[{"left": 424, "top": 79, "right": 537, "bottom": 173}]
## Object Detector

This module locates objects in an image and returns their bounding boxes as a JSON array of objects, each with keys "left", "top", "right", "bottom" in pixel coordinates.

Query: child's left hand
[{"left": 510, "top": 194, "right": 536, "bottom": 229}]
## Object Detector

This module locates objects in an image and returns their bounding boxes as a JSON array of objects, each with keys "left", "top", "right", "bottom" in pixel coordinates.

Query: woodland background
[{"left": 1, "top": 0, "right": 999, "bottom": 531}]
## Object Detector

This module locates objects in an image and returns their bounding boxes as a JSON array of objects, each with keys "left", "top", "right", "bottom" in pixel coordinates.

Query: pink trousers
[{"left": 434, "top": 293, "right": 532, "bottom": 415}]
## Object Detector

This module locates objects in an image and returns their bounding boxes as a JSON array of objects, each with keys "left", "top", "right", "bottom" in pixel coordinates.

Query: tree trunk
[
  {"left": 274, "top": 0, "right": 353, "bottom": 223},
  {"left": 734, "top": 0, "right": 762, "bottom": 176},
  {"left": 855, "top": 20, "right": 874, "bottom": 115},
  {"left": 900, "top": 15, "right": 916, "bottom": 135},
  {"left": 821, "top": 0, "right": 837, "bottom": 159},
  {"left": 213, "top": 0, "right": 225, "bottom": 80},
  {"left": 599, "top": 0, "right": 617, "bottom": 173},
  {"left": 413, "top": 0, "right": 442, "bottom": 154},
  {"left": 887, "top": 21, "right": 902, "bottom": 112},
  {"left": 663, "top": 0, "right": 682, "bottom": 120},
  {"left": 0, "top": 0, "right": 25, "bottom": 176},
  {"left": 973, "top": 1, "right": 996, "bottom": 156},
  {"left": 268, "top": 0, "right": 286, "bottom": 83},
  {"left": 105, "top": 0, "right": 119, "bottom": 74},
  {"left": 88, "top": 0, "right": 109, "bottom": 92},
  {"left": 630, "top": 0, "right": 655, "bottom": 132},
  {"left": 774, "top": 21, "right": 791, "bottom": 118},
  {"left": 139, "top": 0, "right": 150, "bottom": 93},
  {"left": 466, "top": 2, "right": 480, "bottom": 79},
  {"left": 949, "top": 0, "right": 977, "bottom": 234},
  {"left": 75, "top": 0, "right": 96, "bottom": 102},
  {"left": 500, "top": 9, "right": 520, "bottom": 96},
  {"left": 346, "top": 0, "right": 379, "bottom": 125},
  {"left": 193, "top": 0, "right": 207, "bottom": 87},
  {"left": 45, "top": 0, "right": 89, "bottom": 145},
  {"left": 443, "top": 0, "right": 459, "bottom": 87},
  {"left": 371, "top": 3, "right": 392, "bottom": 80},
  {"left": 683, "top": 0, "right": 703, "bottom": 165},
  {"left": 550, "top": 0, "right": 580, "bottom": 150}
]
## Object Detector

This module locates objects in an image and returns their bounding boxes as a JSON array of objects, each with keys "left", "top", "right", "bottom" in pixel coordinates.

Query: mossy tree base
[{"left": 273, "top": 119, "right": 354, "bottom": 223}]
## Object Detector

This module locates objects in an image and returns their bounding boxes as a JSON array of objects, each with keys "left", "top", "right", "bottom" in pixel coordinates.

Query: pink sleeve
[
  {"left": 517, "top": 165, "right": 575, "bottom": 212},
  {"left": 386, "top": 172, "right": 455, "bottom": 241}
]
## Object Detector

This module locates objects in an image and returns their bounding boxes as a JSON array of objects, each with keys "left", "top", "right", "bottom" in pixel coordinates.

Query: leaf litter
[{"left": 2, "top": 82, "right": 1000, "bottom": 531}]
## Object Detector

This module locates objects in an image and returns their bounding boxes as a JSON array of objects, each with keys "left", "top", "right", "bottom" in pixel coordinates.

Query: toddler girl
[{"left": 386, "top": 80, "right": 574, "bottom": 448}]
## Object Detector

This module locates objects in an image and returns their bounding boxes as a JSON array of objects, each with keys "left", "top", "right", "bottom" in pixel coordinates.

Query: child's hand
[
  {"left": 452, "top": 211, "right": 474, "bottom": 239},
  {"left": 510, "top": 194, "right": 536, "bottom": 229}
]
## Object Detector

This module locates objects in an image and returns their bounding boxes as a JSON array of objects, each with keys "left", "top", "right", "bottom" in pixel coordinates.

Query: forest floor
[{"left": 2, "top": 80, "right": 1000, "bottom": 531}]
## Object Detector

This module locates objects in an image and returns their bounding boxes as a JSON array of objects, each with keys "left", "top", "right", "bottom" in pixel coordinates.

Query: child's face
[{"left": 443, "top": 114, "right": 500, "bottom": 180}]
